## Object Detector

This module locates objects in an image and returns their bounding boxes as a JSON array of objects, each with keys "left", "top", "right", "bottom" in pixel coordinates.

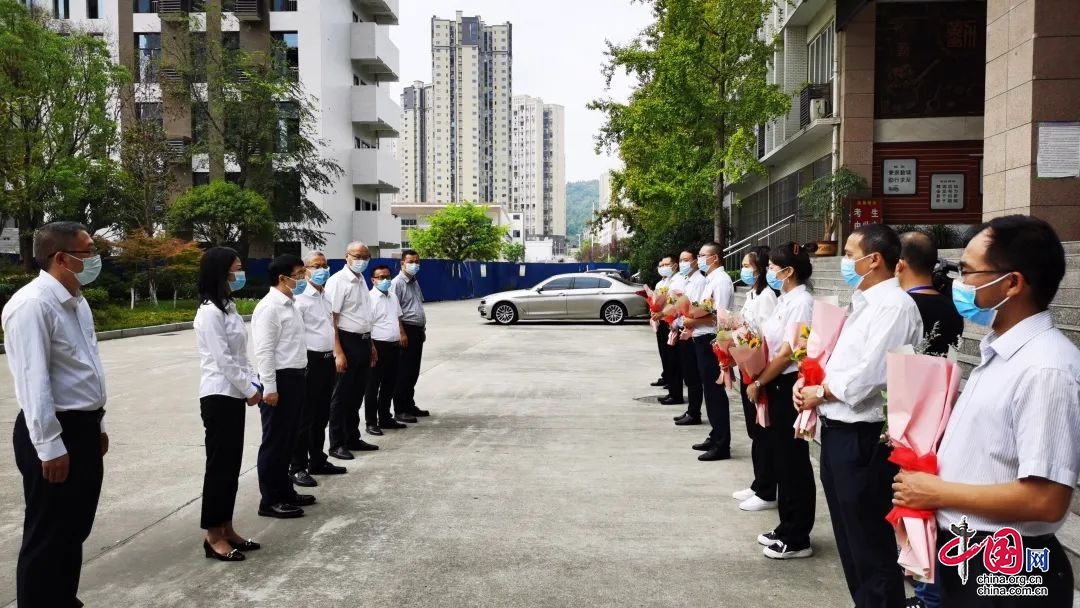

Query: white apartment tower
[
  {"left": 399, "top": 80, "right": 432, "bottom": 203},
  {"left": 543, "top": 103, "right": 566, "bottom": 239},
  {"left": 511, "top": 95, "right": 565, "bottom": 240},
  {"left": 427, "top": 12, "right": 512, "bottom": 206}
]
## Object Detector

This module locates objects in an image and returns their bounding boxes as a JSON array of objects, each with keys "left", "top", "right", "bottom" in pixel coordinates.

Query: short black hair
[
  {"left": 401, "top": 249, "right": 419, "bottom": 260},
  {"left": 973, "top": 215, "right": 1066, "bottom": 311},
  {"left": 900, "top": 230, "right": 938, "bottom": 275},
  {"left": 700, "top": 241, "right": 723, "bottom": 257},
  {"left": 679, "top": 248, "right": 697, "bottom": 260},
  {"left": 34, "top": 221, "right": 89, "bottom": 270},
  {"left": 853, "top": 224, "right": 901, "bottom": 271},
  {"left": 267, "top": 253, "right": 304, "bottom": 286},
  {"left": 371, "top": 264, "right": 392, "bottom": 276},
  {"left": 198, "top": 246, "right": 240, "bottom": 312}
]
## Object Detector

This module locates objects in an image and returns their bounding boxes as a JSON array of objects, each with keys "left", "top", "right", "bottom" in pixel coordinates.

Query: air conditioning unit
[{"left": 810, "top": 99, "right": 829, "bottom": 122}]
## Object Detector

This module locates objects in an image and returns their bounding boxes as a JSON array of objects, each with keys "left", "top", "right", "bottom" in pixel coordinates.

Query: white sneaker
[
  {"left": 757, "top": 530, "right": 780, "bottom": 547},
  {"left": 739, "top": 495, "right": 779, "bottom": 512},
  {"left": 763, "top": 541, "right": 813, "bottom": 560},
  {"left": 732, "top": 488, "right": 756, "bottom": 501}
]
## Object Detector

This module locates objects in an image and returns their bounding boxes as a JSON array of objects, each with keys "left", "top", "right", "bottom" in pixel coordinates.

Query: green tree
[
  {"left": 590, "top": 0, "right": 790, "bottom": 244},
  {"left": 407, "top": 203, "right": 508, "bottom": 262},
  {"left": 167, "top": 180, "right": 276, "bottom": 250},
  {"left": 0, "top": 0, "right": 128, "bottom": 269},
  {"left": 115, "top": 120, "right": 175, "bottom": 236},
  {"left": 502, "top": 241, "right": 526, "bottom": 263},
  {"left": 113, "top": 231, "right": 202, "bottom": 307}
]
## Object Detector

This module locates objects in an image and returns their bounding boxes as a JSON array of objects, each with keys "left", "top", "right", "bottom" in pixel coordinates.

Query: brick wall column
[{"left": 839, "top": 3, "right": 875, "bottom": 185}]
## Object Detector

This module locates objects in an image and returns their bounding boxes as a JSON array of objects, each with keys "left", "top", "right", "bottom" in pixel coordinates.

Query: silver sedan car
[{"left": 478, "top": 273, "right": 650, "bottom": 325}]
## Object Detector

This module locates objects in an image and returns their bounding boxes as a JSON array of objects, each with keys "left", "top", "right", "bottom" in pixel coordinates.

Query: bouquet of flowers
[
  {"left": 711, "top": 312, "right": 744, "bottom": 388},
  {"left": 883, "top": 342, "right": 961, "bottom": 584},
  {"left": 791, "top": 300, "right": 847, "bottom": 441},
  {"left": 644, "top": 286, "right": 667, "bottom": 314},
  {"left": 730, "top": 324, "right": 769, "bottom": 427}
]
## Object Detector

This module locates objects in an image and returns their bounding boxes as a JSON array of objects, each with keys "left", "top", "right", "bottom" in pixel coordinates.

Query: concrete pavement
[{"left": 0, "top": 299, "right": 852, "bottom": 607}]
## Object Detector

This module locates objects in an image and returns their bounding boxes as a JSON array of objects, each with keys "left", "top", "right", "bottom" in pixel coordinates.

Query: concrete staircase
[{"left": 731, "top": 241, "right": 1080, "bottom": 588}]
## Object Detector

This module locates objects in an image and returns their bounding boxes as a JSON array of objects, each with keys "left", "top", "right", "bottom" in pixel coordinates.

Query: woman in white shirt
[
  {"left": 732, "top": 247, "right": 778, "bottom": 512},
  {"left": 193, "top": 247, "right": 263, "bottom": 562},
  {"left": 745, "top": 242, "right": 818, "bottom": 560}
]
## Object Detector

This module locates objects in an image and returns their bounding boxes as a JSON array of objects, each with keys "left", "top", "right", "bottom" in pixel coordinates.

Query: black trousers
[
  {"left": 820, "top": 419, "right": 905, "bottom": 608},
  {"left": 329, "top": 330, "right": 371, "bottom": 449},
  {"left": 367, "top": 340, "right": 401, "bottom": 425},
  {"left": 258, "top": 368, "right": 305, "bottom": 508},
  {"left": 676, "top": 338, "right": 703, "bottom": 419},
  {"left": 658, "top": 321, "right": 682, "bottom": 399},
  {"left": 937, "top": 530, "right": 1073, "bottom": 607},
  {"left": 13, "top": 409, "right": 104, "bottom": 608},
  {"left": 200, "top": 395, "right": 246, "bottom": 529},
  {"left": 739, "top": 378, "right": 775, "bottom": 501},
  {"left": 694, "top": 334, "right": 730, "bottom": 450},
  {"left": 765, "top": 373, "right": 815, "bottom": 547},
  {"left": 292, "top": 351, "right": 335, "bottom": 472},
  {"left": 395, "top": 324, "right": 425, "bottom": 415}
]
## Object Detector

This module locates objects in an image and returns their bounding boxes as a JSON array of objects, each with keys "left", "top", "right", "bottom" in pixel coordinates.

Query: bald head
[{"left": 899, "top": 231, "right": 937, "bottom": 275}]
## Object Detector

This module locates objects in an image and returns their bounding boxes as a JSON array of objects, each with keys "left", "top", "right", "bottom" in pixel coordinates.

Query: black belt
[
  {"left": 56, "top": 409, "right": 105, "bottom": 424},
  {"left": 308, "top": 350, "right": 334, "bottom": 359},
  {"left": 341, "top": 330, "right": 371, "bottom": 340},
  {"left": 818, "top": 416, "right": 884, "bottom": 430}
]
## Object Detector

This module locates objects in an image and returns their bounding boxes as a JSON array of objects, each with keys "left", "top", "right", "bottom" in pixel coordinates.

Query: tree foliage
[
  {"left": 407, "top": 203, "right": 508, "bottom": 262},
  {"left": 502, "top": 241, "right": 525, "bottom": 263},
  {"left": 0, "top": 0, "right": 128, "bottom": 269},
  {"left": 112, "top": 231, "right": 202, "bottom": 306},
  {"left": 797, "top": 166, "right": 868, "bottom": 240},
  {"left": 590, "top": 0, "right": 790, "bottom": 252},
  {"left": 565, "top": 180, "right": 600, "bottom": 242},
  {"left": 168, "top": 180, "right": 276, "bottom": 247}
]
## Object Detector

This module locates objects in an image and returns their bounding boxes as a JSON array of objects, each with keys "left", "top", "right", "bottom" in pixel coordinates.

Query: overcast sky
[{"left": 387, "top": 0, "right": 654, "bottom": 183}]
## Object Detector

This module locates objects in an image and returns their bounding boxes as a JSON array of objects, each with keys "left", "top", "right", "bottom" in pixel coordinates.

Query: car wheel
[
  {"left": 601, "top": 301, "right": 627, "bottom": 325},
  {"left": 493, "top": 302, "right": 518, "bottom": 325}
]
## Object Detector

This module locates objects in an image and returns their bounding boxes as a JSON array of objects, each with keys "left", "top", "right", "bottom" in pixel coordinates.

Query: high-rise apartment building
[
  {"left": 426, "top": 11, "right": 512, "bottom": 206},
  {"left": 28, "top": 0, "right": 401, "bottom": 258},
  {"left": 399, "top": 80, "right": 431, "bottom": 203},
  {"left": 510, "top": 95, "right": 565, "bottom": 241}
]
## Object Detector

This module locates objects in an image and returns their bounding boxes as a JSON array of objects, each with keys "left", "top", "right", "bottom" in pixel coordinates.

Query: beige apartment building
[{"left": 511, "top": 96, "right": 566, "bottom": 243}]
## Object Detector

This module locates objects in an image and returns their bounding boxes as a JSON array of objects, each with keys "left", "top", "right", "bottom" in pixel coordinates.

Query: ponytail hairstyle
[
  {"left": 748, "top": 246, "right": 770, "bottom": 295},
  {"left": 767, "top": 242, "right": 816, "bottom": 290}
]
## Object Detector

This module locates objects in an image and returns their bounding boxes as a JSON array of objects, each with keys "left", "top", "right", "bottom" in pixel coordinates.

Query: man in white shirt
[
  {"left": 252, "top": 254, "right": 315, "bottom": 519},
  {"left": 325, "top": 241, "right": 379, "bottom": 460},
  {"left": 290, "top": 251, "right": 347, "bottom": 488},
  {"left": 893, "top": 216, "right": 1079, "bottom": 606},
  {"left": 366, "top": 265, "right": 409, "bottom": 434},
  {"left": 795, "top": 224, "right": 923, "bottom": 607},
  {"left": 3, "top": 222, "right": 109, "bottom": 607},
  {"left": 670, "top": 249, "right": 706, "bottom": 426},
  {"left": 683, "top": 242, "right": 735, "bottom": 461},
  {"left": 651, "top": 255, "right": 682, "bottom": 403}
]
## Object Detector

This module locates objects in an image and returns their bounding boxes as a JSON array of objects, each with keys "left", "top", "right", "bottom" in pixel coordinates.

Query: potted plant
[{"left": 797, "top": 166, "right": 868, "bottom": 256}]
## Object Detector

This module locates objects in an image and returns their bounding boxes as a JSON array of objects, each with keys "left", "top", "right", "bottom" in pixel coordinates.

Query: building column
[
  {"left": 984, "top": 0, "right": 1080, "bottom": 240},
  {"left": 838, "top": 3, "right": 875, "bottom": 185}
]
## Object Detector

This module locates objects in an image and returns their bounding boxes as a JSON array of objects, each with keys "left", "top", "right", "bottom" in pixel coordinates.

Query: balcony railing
[
  {"left": 799, "top": 82, "right": 833, "bottom": 129},
  {"left": 158, "top": 0, "right": 191, "bottom": 20},
  {"left": 233, "top": 0, "right": 264, "bottom": 21}
]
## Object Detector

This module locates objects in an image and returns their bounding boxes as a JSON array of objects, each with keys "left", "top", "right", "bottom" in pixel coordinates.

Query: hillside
[{"left": 565, "top": 180, "right": 599, "bottom": 242}]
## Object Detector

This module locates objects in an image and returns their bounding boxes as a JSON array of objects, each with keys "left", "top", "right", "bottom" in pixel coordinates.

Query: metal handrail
[
  {"left": 727, "top": 223, "right": 794, "bottom": 258},
  {"left": 725, "top": 214, "right": 795, "bottom": 254}
]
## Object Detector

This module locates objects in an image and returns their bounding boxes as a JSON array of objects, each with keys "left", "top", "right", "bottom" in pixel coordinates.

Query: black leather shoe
[
  {"left": 287, "top": 494, "right": 316, "bottom": 507},
  {"left": 692, "top": 439, "right": 714, "bottom": 451},
  {"left": 698, "top": 448, "right": 731, "bottom": 461},
  {"left": 329, "top": 447, "right": 354, "bottom": 460},
  {"left": 674, "top": 411, "right": 688, "bottom": 421},
  {"left": 657, "top": 396, "right": 685, "bottom": 405},
  {"left": 380, "top": 420, "right": 408, "bottom": 430},
  {"left": 395, "top": 413, "right": 418, "bottom": 423},
  {"left": 228, "top": 538, "right": 260, "bottom": 551},
  {"left": 309, "top": 462, "right": 347, "bottom": 475},
  {"left": 366, "top": 425, "right": 384, "bottom": 436},
  {"left": 650, "top": 378, "right": 666, "bottom": 387},
  {"left": 258, "top": 503, "right": 304, "bottom": 519},
  {"left": 674, "top": 415, "right": 702, "bottom": 426},
  {"left": 411, "top": 408, "right": 430, "bottom": 417},
  {"left": 289, "top": 470, "right": 318, "bottom": 487},
  {"left": 204, "top": 539, "right": 245, "bottom": 561},
  {"left": 349, "top": 440, "right": 379, "bottom": 451}
]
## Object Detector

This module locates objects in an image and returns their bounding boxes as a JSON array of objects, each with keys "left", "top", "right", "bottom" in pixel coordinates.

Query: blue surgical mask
[
  {"left": 678, "top": 261, "right": 692, "bottom": 276},
  {"left": 291, "top": 278, "right": 308, "bottom": 295},
  {"left": 376, "top": 278, "right": 392, "bottom": 293},
  {"left": 658, "top": 266, "right": 673, "bottom": 278},
  {"left": 765, "top": 269, "right": 785, "bottom": 291},
  {"left": 840, "top": 254, "right": 873, "bottom": 289},
  {"left": 740, "top": 268, "right": 756, "bottom": 286},
  {"left": 228, "top": 270, "right": 246, "bottom": 292},
  {"left": 697, "top": 257, "right": 710, "bottom": 274},
  {"left": 951, "top": 275, "right": 1011, "bottom": 327},
  {"left": 406, "top": 262, "right": 421, "bottom": 275},
  {"left": 310, "top": 268, "right": 330, "bottom": 286},
  {"left": 350, "top": 259, "right": 369, "bottom": 274},
  {"left": 66, "top": 253, "right": 102, "bottom": 286}
]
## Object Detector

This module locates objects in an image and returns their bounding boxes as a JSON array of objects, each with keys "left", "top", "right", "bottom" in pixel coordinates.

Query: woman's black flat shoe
[
  {"left": 204, "top": 539, "right": 245, "bottom": 562},
  {"left": 228, "top": 539, "right": 261, "bottom": 551}
]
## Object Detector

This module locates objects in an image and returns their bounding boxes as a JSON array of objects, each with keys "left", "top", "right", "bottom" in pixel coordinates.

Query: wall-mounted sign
[
  {"left": 1036, "top": 122, "right": 1080, "bottom": 178},
  {"left": 850, "top": 199, "right": 883, "bottom": 233},
  {"left": 930, "top": 173, "right": 965, "bottom": 210},
  {"left": 883, "top": 159, "right": 917, "bottom": 195}
]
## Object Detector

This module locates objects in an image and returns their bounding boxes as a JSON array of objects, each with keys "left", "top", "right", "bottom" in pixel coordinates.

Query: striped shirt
[{"left": 936, "top": 311, "right": 1080, "bottom": 535}]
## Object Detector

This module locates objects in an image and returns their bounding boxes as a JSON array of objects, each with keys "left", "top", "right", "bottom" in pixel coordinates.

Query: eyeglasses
[
  {"left": 945, "top": 268, "right": 1015, "bottom": 281},
  {"left": 306, "top": 264, "right": 329, "bottom": 269},
  {"left": 61, "top": 249, "right": 97, "bottom": 257}
]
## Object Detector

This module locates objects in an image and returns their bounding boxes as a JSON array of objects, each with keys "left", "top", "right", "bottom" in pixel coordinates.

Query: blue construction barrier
[{"left": 245, "top": 258, "right": 631, "bottom": 303}]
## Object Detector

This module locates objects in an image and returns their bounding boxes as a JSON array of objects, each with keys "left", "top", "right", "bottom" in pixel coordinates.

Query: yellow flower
[{"left": 800, "top": 325, "right": 811, "bottom": 339}]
